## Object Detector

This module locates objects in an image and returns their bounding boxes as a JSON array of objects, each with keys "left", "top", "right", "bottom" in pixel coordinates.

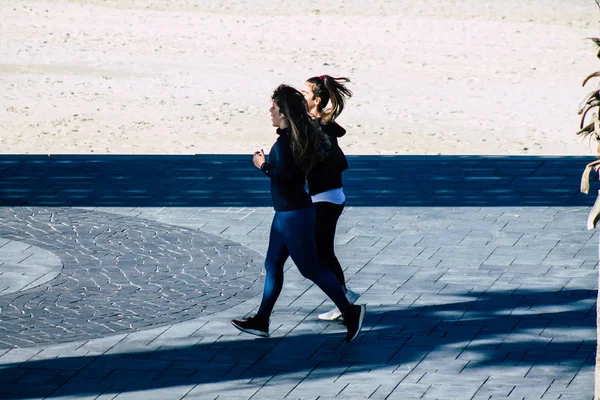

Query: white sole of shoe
[
  {"left": 231, "top": 321, "right": 270, "bottom": 337},
  {"left": 318, "top": 290, "right": 360, "bottom": 321},
  {"left": 318, "top": 308, "right": 343, "bottom": 321}
]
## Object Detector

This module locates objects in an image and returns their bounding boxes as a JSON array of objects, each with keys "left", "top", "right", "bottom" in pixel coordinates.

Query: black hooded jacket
[{"left": 307, "top": 119, "right": 349, "bottom": 196}]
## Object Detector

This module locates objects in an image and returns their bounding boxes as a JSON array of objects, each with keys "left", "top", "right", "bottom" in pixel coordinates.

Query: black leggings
[
  {"left": 256, "top": 207, "right": 350, "bottom": 320},
  {"left": 314, "top": 201, "right": 346, "bottom": 287}
]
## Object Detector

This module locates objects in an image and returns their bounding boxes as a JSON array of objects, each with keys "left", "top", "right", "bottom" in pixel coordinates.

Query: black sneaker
[
  {"left": 343, "top": 304, "right": 366, "bottom": 342},
  {"left": 231, "top": 316, "right": 270, "bottom": 338}
]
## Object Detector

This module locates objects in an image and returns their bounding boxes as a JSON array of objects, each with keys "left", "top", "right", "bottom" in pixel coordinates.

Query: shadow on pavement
[
  {"left": 0, "top": 154, "right": 596, "bottom": 207},
  {"left": 0, "top": 288, "right": 594, "bottom": 399}
]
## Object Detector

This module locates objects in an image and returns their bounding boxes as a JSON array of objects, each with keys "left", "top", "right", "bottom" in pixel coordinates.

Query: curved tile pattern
[{"left": 0, "top": 207, "right": 264, "bottom": 348}]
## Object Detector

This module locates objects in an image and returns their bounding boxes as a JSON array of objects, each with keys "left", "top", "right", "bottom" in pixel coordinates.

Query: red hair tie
[{"left": 318, "top": 75, "right": 324, "bottom": 81}]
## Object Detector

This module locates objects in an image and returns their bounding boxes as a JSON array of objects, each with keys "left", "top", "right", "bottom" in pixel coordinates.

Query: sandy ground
[{"left": 2, "top": 0, "right": 600, "bottom": 155}]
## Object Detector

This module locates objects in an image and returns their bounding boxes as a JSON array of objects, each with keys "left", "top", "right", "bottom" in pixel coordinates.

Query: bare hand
[{"left": 253, "top": 149, "right": 266, "bottom": 169}]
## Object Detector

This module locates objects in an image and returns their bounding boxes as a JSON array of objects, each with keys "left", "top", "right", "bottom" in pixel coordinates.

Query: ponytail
[{"left": 306, "top": 75, "right": 353, "bottom": 123}]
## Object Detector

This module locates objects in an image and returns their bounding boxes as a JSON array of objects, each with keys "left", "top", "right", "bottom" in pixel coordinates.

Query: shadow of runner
[{"left": 0, "top": 288, "right": 594, "bottom": 399}]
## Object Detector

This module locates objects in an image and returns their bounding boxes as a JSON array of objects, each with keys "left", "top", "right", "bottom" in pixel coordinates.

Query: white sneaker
[
  {"left": 318, "top": 307, "right": 343, "bottom": 321},
  {"left": 345, "top": 288, "right": 360, "bottom": 304},
  {"left": 318, "top": 288, "right": 360, "bottom": 321}
]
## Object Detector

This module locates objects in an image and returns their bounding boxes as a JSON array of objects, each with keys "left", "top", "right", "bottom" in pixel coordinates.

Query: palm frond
[
  {"left": 588, "top": 37, "right": 600, "bottom": 47},
  {"left": 583, "top": 71, "right": 600, "bottom": 87}
]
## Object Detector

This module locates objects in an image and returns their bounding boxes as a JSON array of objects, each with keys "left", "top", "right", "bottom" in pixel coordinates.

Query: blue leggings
[{"left": 256, "top": 207, "right": 351, "bottom": 320}]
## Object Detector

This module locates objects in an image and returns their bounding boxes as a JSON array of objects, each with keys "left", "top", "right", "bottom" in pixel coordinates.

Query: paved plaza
[{"left": 0, "top": 154, "right": 597, "bottom": 399}]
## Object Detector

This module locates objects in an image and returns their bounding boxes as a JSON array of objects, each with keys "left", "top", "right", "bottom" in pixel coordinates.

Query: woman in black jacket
[
  {"left": 302, "top": 75, "right": 359, "bottom": 321},
  {"left": 231, "top": 84, "right": 365, "bottom": 342}
]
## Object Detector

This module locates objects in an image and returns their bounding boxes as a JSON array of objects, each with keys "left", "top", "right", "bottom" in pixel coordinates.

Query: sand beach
[{"left": 2, "top": 0, "right": 600, "bottom": 156}]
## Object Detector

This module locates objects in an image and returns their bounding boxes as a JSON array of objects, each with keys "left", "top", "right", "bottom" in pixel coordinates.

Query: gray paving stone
[
  {"left": 386, "top": 382, "right": 433, "bottom": 399},
  {"left": 286, "top": 378, "right": 348, "bottom": 398},
  {"left": 0, "top": 240, "right": 33, "bottom": 253},
  {"left": 110, "top": 385, "right": 193, "bottom": 400},
  {"left": 0, "top": 347, "right": 43, "bottom": 365}
]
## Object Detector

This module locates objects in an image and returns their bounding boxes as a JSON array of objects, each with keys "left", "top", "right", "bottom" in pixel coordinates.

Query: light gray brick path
[
  {"left": 0, "top": 155, "right": 597, "bottom": 399},
  {"left": 0, "top": 238, "right": 63, "bottom": 296}
]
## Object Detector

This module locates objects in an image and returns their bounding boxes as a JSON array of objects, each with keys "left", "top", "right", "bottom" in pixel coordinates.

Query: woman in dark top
[
  {"left": 302, "top": 75, "right": 358, "bottom": 321},
  {"left": 231, "top": 84, "right": 365, "bottom": 342}
]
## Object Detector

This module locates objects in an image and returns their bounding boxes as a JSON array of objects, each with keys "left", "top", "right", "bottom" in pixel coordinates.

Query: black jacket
[
  {"left": 260, "top": 128, "right": 312, "bottom": 211},
  {"left": 307, "top": 120, "right": 348, "bottom": 196}
]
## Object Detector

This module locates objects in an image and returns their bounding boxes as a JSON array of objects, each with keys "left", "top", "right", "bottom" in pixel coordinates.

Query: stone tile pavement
[{"left": 0, "top": 155, "right": 597, "bottom": 399}]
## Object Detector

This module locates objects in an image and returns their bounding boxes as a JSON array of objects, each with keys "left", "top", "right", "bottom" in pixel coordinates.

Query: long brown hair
[
  {"left": 272, "top": 84, "right": 330, "bottom": 173},
  {"left": 306, "top": 75, "right": 353, "bottom": 123}
]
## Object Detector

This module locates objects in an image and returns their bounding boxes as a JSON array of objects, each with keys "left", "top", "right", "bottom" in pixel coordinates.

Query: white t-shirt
[{"left": 311, "top": 188, "right": 345, "bottom": 204}]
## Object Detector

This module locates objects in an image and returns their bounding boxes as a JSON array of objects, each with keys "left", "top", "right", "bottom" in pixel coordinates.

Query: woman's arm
[{"left": 258, "top": 139, "right": 295, "bottom": 183}]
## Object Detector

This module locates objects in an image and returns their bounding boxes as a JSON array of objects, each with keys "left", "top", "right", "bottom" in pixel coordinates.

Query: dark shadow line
[{"left": 0, "top": 154, "right": 596, "bottom": 207}]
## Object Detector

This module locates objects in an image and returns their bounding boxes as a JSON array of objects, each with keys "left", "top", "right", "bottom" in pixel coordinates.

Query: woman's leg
[
  {"left": 314, "top": 201, "right": 346, "bottom": 287},
  {"left": 281, "top": 208, "right": 351, "bottom": 314},
  {"left": 256, "top": 212, "right": 289, "bottom": 320}
]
